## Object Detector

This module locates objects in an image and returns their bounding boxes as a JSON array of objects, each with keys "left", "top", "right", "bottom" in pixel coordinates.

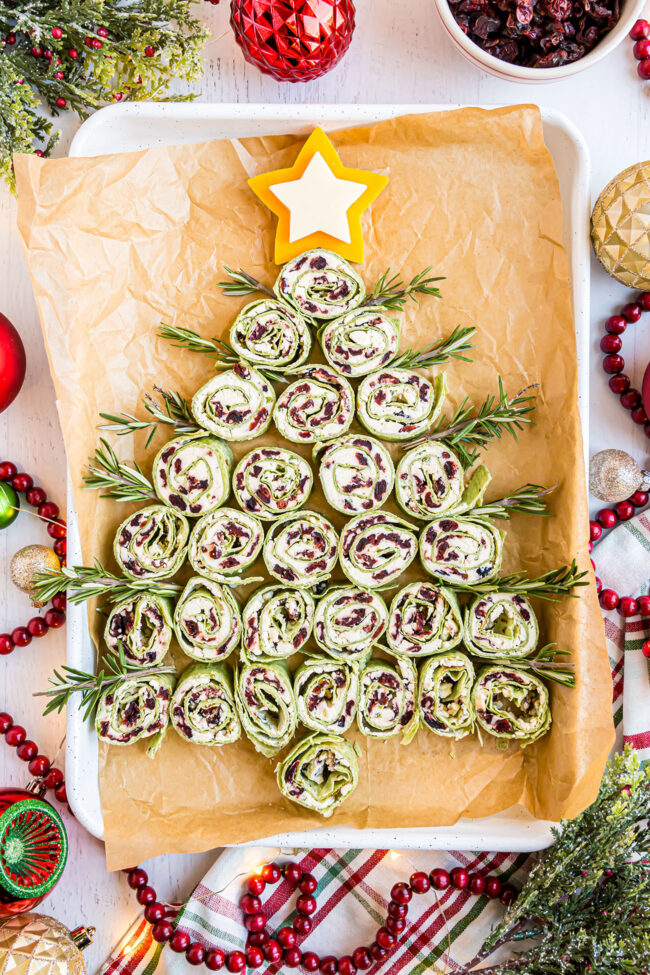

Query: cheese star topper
[{"left": 248, "top": 127, "right": 388, "bottom": 264}]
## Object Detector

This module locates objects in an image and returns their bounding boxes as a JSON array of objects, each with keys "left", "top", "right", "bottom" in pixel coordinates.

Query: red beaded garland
[
  {"left": 599, "top": 294, "right": 650, "bottom": 440},
  {"left": 592, "top": 487, "right": 650, "bottom": 615}
]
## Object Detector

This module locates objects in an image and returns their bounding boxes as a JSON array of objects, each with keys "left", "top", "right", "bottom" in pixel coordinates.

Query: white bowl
[{"left": 433, "top": 0, "right": 646, "bottom": 82}]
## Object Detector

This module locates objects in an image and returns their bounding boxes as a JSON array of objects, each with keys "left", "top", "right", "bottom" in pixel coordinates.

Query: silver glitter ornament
[{"left": 589, "top": 449, "right": 650, "bottom": 503}]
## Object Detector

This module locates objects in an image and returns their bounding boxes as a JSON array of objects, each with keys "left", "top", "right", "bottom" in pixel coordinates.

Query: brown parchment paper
[{"left": 14, "top": 106, "right": 614, "bottom": 871}]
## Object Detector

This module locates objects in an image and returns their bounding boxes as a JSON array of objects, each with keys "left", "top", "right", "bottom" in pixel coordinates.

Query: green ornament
[{"left": 0, "top": 482, "right": 19, "bottom": 530}]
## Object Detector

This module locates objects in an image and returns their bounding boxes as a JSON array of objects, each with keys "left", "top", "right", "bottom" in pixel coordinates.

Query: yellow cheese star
[{"left": 248, "top": 127, "right": 388, "bottom": 265}]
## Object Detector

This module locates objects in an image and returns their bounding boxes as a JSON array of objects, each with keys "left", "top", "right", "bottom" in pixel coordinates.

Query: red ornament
[
  {"left": 230, "top": 0, "right": 355, "bottom": 83},
  {"left": 0, "top": 314, "right": 26, "bottom": 414}
]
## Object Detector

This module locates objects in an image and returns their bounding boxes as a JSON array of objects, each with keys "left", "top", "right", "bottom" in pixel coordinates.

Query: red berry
[
  {"left": 642, "top": 640, "right": 650, "bottom": 659},
  {"left": 137, "top": 885, "right": 157, "bottom": 905},
  {"left": 597, "top": 508, "right": 618, "bottom": 529},
  {"left": 226, "top": 952, "right": 246, "bottom": 973},
  {"left": 485, "top": 877, "right": 502, "bottom": 899},
  {"left": 16, "top": 740, "right": 38, "bottom": 761},
  {"left": 430, "top": 868, "right": 450, "bottom": 890},
  {"left": 387, "top": 901, "right": 408, "bottom": 919},
  {"left": 128, "top": 868, "right": 148, "bottom": 889},
  {"left": 11, "top": 627, "right": 31, "bottom": 648},
  {"left": 600, "top": 334, "right": 622, "bottom": 353},
  {"left": 261, "top": 862, "right": 281, "bottom": 884},
  {"left": 45, "top": 609, "right": 66, "bottom": 629},
  {"left": 31, "top": 46, "right": 42, "bottom": 57},
  {"left": 469, "top": 873, "right": 486, "bottom": 895},
  {"left": 43, "top": 766, "right": 63, "bottom": 789},
  {"left": 299, "top": 872, "right": 317, "bottom": 894},
  {"left": 144, "top": 45, "right": 156, "bottom": 56},
  {"left": 320, "top": 956, "right": 338, "bottom": 974},
  {"left": 605, "top": 315, "right": 627, "bottom": 334},
  {"left": 28, "top": 618, "right": 49, "bottom": 638},
  {"left": 637, "top": 595, "right": 650, "bottom": 616},
  {"left": 54, "top": 782, "right": 68, "bottom": 803},
  {"left": 68, "top": 48, "right": 78, "bottom": 58},
  {"left": 284, "top": 948, "right": 302, "bottom": 968},
  {"left": 615, "top": 500, "right": 635, "bottom": 521},
  {"left": 247, "top": 875, "right": 265, "bottom": 896},
  {"left": 632, "top": 406, "right": 648, "bottom": 425},
  {"left": 390, "top": 882, "right": 412, "bottom": 905},
  {"left": 603, "top": 353, "right": 624, "bottom": 374},
  {"left": 0, "top": 462, "right": 17, "bottom": 480},
  {"left": 409, "top": 871, "right": 430, "bottom": 894},
  {"left": 302, "top": 952, "right": 320, "bottom": 972},
  {"left": 0, "top": 635, "right": 13, "bottom": 656},
  {"left": 240, "top": 894, "right": 261, "bottom": 915},
  {"left": 609, "top": 373, "right": 630, "bottom": 394},
  {"left": 5, "top": 726, "right": 26, "bottom": 747},
  {"left": 277, "top": 927, "right": 296, "bottom": 949},
  {"left": 283, "top": 862, "right": 303, "bottom": 885},
  {"left": 12, "top": 473, "right": 33, "bottom": 492},
  {"left": 52, "top": 27, "right": 63, "bottom": 38},
  {"left": 26, "top": 486, "right": 46, "bottom": 506},
  {"left": 53, "top": 538, "right": 67, "bottom": 558},
  {"left": 639, "top": 292, "right": 650, "bottom": 311},
  {"left": 619, "top": 596, "right": 638, "bottom": 618},
  {"left": 589, "top": 520, "right": 602, "bottom": 542},
  {"left": 245, "top": 913, "right": 266, "bottom": 933},
  {"left": 52, "top": 593, "right": 67, "bottom": 611},
  {"left": 152, "top": 921, "right": 173, "bottom": 943},
  {"left": 376, "top": 928, "right": 396, "bottom": 950},
  {"left": 370, "top": 944, "right": 387, "bottom": 963},
  {"left": 113, "top": 92, "right": 123, "bottom": 101},
  {"left": 352, "top": 948, "right": 372, "bottom": 970},
  {"left": 92, "top": 38, "right": 103, "bottom": 49},
  {"left": 630, "top": 491, "right": 649, "bottom": 508},
  {"left": 39, "top": 501, "right": 59, "bottom": 520},
  {"left": 186, "top": 943, "right": 205, "bottom": 965},
  {"left": 293, "top": 915, "right": 312, "bottom": 935},
  {"left": 97, "top": 27, "right": 109, "bottom": 37},
  {"left": 246, "top": 947, "right": 264, "bottom": 969},
  {"left": 385, "top": 916, "right": 406, "bottom": 935},
  {"left": 450, "top": 867, "right": 470, "bottom": 890},
  {"left": 622, "top": 302, "right": 642, "bottom": 323},
  {"left": 263, "top": 940, "right": 282, "bottom": 963},
  {"left": 0, "top": 713, "right": 13, "bottom": 734},
  {"left": 54, "top": 70, "right": 64, "bottom": 79},
  {"left": 28, "top": 755, "right": 51, "bottom": 777},
  {"left": 55, "top": 97, "right": 67, "bottom": 108},
  {"left": 47, "top": 519, "right": 67, "bottom": 539},
  {"left": 5, "top": 34, "right": 16, "bottom": 44},
  {"left": 144, "top": 902, "right": 166, "bottom": 923},
  {"left": 169, "top": 931, "right": 191, "bottom": 954},
  {"left": 206, "top": 948, "right": 226, "bottom": 970},
  {"left": 338, "top": 957, "right": 357, "bottom": 975},
  {"left": 500, "top": 885, "right": 517, "bottom": 906},
  {"left": 599, "top": 589, "right": 619, "bottom": 611},
  {"left": 634, "top": 38, "right": 650, "bottom": 58},
  {"left": 631, "top": 18, "right": 650, "bottom": 38}
]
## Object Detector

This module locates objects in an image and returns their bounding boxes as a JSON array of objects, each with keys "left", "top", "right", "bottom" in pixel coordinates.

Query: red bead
[
  {"left": 247, "top": 875, "right": 265, "bottom": 896},
  {"left": 247, "top": 932, "right": 268, "bottom": 948},
  {"left": 263, "top": 940, "right": 282, "bottom": 963},
  {"left": 5, "top": 726, "right": 26, "bottom": 747},
  {"left": 450, "top": 867, "right": 470, "bottom": 890},
  {"left": 206, "top": 948, "right": 226, "bottom": 970},
  {"left": 637, "top": 595, "right": 650, "bottom": 616},
  {"left": 92, "top": 38, "right": 103, "bottom": 49},
  {"left": 293, "top": 915, "right": 312, "bottom": 935},
  {"left": 28, "top": 755, "right": 50, "bottom": 777},
  {"left": 54, "top": 782, "right": 68, "bottom": 803},
  {"left": 603, "top": 354, "right": 624, "bottom": 374},
  {"left": 31, "top": 46, "right": 42, "bottom": 57},
  {"left": 621, "top": 389, "right": 642, "bottom": 410},
  {"left": 144, "top": 46, "right": 156, "bottom": 56},
  {"left": 39, "top": 501, "right": 59, "bottom": 520},
  {"left": 634, "top": 38, "right": 650, "bottom": 59},
  {"left": 609, "top": 374, "right": 630, "bottom": 394},
  {"left": 25, "top": 486, "right": 46, "bottom": 507},
  {"left": 47, "top": 519, "right": 67, "bottom": 539},
  {"left": 16, "top": 740, "right": 38, "bottom": 761},
  {"left": 632, "top": 406, "right": 649, "bottom": 425},
  {"left": 53, "top": 538, "right": 67, "bottom": 558},
  {"left": 0, "top": 635, "right": 13, "bottom": 656},
  {"left": 302, "top": 952, "right": 320, "bottom": 972},
  {"left": 638, "top": 58, "right": 650, "bottom": 79},
  {"left": 52, "top": 26, "right": 63, "bottom": 38},
  {"left": 500, "top": 885, "right": 517, "bottom": 906},
  {"left": 390, "top": 882, "right": 412, "bottom": 905},
  {"left": 277, "top": 927, "right": 296, "bottom": 949},
  {"left": 385, "top": 917, "right": 405, "bottom": 935},
  {"left": 169, "top": 931, "right": 191, "bottom": 954},
  {"left": 387, "top": 901, "right": 408, "bottom": 919},
  {"left": 338, "top": 957, "right": 357, "bottom": 975},
  {"left": 597, "top": 509, "right": 618, "bottom": 530},
  {"left": 52, "top": 593, "right": 67, "bottom": 612},
  {"left": 5, "top": 34, "right": 16, "bottom": 44},
  {"left": 0, "top": 713, "right": 13, "bottom": 734},
  {"left": 137, "top": 885, "right": 157, "bottom": 905},
  {"left": 152, "top": 921, "right": 173, "bottom": 943},
  {"left": 226, "top": 952, "right": 246, "bottom": 973},
  {"left": 246, "top": 947, "right": 264, "bottom": 969},
  {"left": 615, "top": 501, "right": 635, "bottom": 521},
  {"left": 469, "top": 873, "right": 486, "bottom": 895},
  {"left": 284, "top": 948, "right": 301, "bottom": 968},
  {"left": 0, "top": 462, "right": 16, "bottom": 480},
  {"left": 68, "top": 48, "right": 78, "bottom": 58},
  {"left": 618, "top": 597, "right": 638, "bottom": 618},
  {"left": 28, "top": 618, "right": 49, "bottom": 638},
  {"left": 376, "top": 928, "right": 396, "bottom": 950},
  {"left": 11, "top": 473, "right": 33, "bottom": 492},
  {"left": 240, "top": 894, "right": 261, "bottom": 915},
  {"left": 596, "top": 577, "right": 602, "bottom": 594},
  {"left": 144, "top": 902, "right": 166, "bottom": 923},
  {"left": 645, "top": 422, "right": 650, "bottom": 439},
  {"left": 296, "top": 894, "right": 317, "bottom": 916},
  {"left": 261, "top": 862, "right": 281, "bottom": 884},
  {"left": 622, "top": 302, "right": 642, "bottom": 323},
  {"left": 352, "top": 948, "right": 372, "bottom": 970},
  {"left": 588, "top": 540, "right": 593, "bottom": 554},
  {"left": 299, "top": 872, "right": 317, "bottom": 894},
  {"left": 639, "top": 292, "right": 650, "bottom": 311},
  {"left": 244, "top": 913, "right": 266, "bottom": 933},
  {"left": 630, "top": 491, "right": 649, "bottom": 508},
  {"left": 600, "top": 334, "right": 621, "bottom": 353},
  {"left": 485, "top": 877, "right": 502, "bottom": 899},
  {"left": 97, "top": 26, "right": 109, "bottom": 37},
  {"left": 605, "top": 315, "right": 627, "bottom": 334},
  {"left": 630, "top": 18, "right": 650, "bottom": 38},
  {"left": 54, "top": 70, "right": 64, "bottom": 79},
  {"left": 44, "top": 609, "right": 66, "bottom": 628},
  {"left": 43, "top": 767, "right": 64, "bottom": 789},
  {"left": 128, "top": 867, "right": 148, "bottom": 889},
  {"left": 430, "top": 868, "right": 450, "bottom": 890},
  {"left": 370, "top": 943, "right": 387, "bottom": 962},
  {"left": 599, "top": 589, "right": 619, "bottom": 610},
  {"left": 11, "top": 627, "right": 31, "bottom": 648},
  {"left": 320, "top": 956, "right": 338, "bottom": 975},
  {"left": 283, "top": 862, "right": 303, "bottom": 885},
  {"left": 642, "top": 640, "right": 650, "bottom": 659},
  {"left": 409, "top": 871, "right": 430, "bottom": 894},
  {"left": 186, "top": 944, "right": 206, "bottom": 966}
]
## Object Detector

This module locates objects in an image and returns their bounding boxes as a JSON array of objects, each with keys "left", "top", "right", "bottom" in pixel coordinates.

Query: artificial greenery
[{"left": 0, "top": 0, "right": 208, "bottom": 189}]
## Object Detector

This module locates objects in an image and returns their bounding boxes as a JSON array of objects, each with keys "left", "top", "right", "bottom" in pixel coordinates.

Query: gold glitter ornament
[
  {"left": 589, "top": 449, "right": 650, "bottom": 503},
  {"left": 0, "top": 914, "right": 94, "bottom": 975},
  {"left": 591, "top": 161, "right": 650, "bottom": 290},
  {"left": 9, "top": 546, "right": 60, "bottom": 607}
]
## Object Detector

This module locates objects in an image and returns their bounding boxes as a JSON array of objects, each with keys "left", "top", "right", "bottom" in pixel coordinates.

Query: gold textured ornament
[
  {"left": 591, "top": 161, "right": 650, "bottom": 290},
  {"left": 0, "top": 914, "right": 94, "bottom": 975},
  {"left": 9, "top": 546, "right": 60, "bottom": 607}
]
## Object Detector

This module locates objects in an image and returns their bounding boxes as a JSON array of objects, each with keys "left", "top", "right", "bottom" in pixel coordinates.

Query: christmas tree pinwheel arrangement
[{"left": 170, "top": 663, "right": 241, "bottom": 747}]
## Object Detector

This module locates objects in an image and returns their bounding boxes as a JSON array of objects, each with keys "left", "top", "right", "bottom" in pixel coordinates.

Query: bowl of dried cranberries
[{"left": 435, "top": 0, "right": 646, "bottom": 81}]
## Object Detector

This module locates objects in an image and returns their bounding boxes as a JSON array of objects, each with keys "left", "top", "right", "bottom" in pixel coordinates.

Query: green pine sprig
[
  {"left": 32, "top": 560, "right": 182, "bottom": 606},
  {"left": 471, "top": 484, "right": 555, "bottom": 520},
  {"left": 389, "top": 325, "right": 476, "bottom": 370},
  {"left": 217, "top": 267, "right": 276, "bottom": 300},
  {"left": 83, "top": 438, "right": 155, "bottom": 502},
  {"left": 156, "top": 322, "right": 288, "bottom": 382},
  {"left": 99, "top": 386, "right": 200, "bottom": 447},
  {"left": 452, "top": 559, "right": 588, "bottom": 601},
  {"left": 363, "top": 266, "right": 444, "bottom": 311}
]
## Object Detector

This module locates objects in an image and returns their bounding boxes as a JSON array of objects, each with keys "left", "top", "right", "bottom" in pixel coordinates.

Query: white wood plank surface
[{"left": 1, "top": 1, "right": 649, "bottom": 970}]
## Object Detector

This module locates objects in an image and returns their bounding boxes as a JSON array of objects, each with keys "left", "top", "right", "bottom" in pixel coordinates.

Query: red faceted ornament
[{"left": 230, "top": 0, "right": 355, "bottom": 82}]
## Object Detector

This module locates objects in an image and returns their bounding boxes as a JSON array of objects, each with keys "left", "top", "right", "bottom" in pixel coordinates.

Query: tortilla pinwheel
[
  {"left": 235, "top": 659, "right": 297, "bottom": 757},
  {"left": 233, "top": 447, "right": 312, "bottom": 520},
  {"left": 418, "top": 652, "right": 476, "bottom": 740},
  {"left": 263, "top": 510, "right": 338, "bottom": 588},
  {"left": 319, "top": 307, "right": 400, "bottom": 377},
  {"left": 152, "top": 432, "right": 232, "bottom": 517},
  {"left": 95, "top": 672, "right": 174, "bottom": 757},
  {"left": 420, "top": 516, "right": 504, "bottom": 584},
  {"left": 395, "top": 442, "right": 489, "bottom": 520},
  {"left": 387, "top": 582, "right": 463, "bottom": 658},
  {"left": 170, "top": 662, "right": 241, "bottom": 746},
  {"left": 339, "top": 512, "right": 418, "bottom": 589},
  {"left": 472, "top": 665, "right": 551, "bottom": 747},
  {"left": 313, "top": 586, "right": 388, "bottom": 663},
  {"left": 464, "top": 592, "right": 539, "bottom": 660},
  {"left": 274, "top": 250, "right": 365, "bottom": 320},
  {"left": 230, "top": 299, "right": 311, "bottom": 373},
  {"left": 173, "top": 576, "right": 241, "bottom": 661},
  {"left": 104, "top": 593, "right": 172, "bottom": 668},
  {"left": 276, "top": 732, "right": 359, "bottom": 817},
  {"left": 113, "top": 504, "right": 189, "bottom": 581},
  {"left": 356, "top": 368, "right": 446, "bottom": 442},
  {"left": 188, "top": 507, "right": 264, "bottom": 581},
  {"left": 273, "top": 365, "right": 354, "bottom": 444},
  {"left": 357, "top": 656, "right": 417, "bottom": 743},
  {"left": 316, "top": 434, "right": 394, "bottom": 515},
  {"left": 191, "top": 362, "right": 275, "bottom": 442},
  {"left": 242, "top": 585, "right": 315, "bottom": 660},
  {"left": 294, "top": 657, "right": 359, "bottom": 734}
]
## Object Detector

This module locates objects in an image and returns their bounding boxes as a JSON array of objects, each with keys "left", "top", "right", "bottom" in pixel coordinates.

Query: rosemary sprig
[
  {"left": 408, "top": 378, "right": 538, "bottom": 466},
  {"left": 389, "top": 325, "right": 476, "bottom": 370},
  {"left": 471, "top": 483, "right": 555, "bottom": 520},
  {"left": 32, "top": 561, "right": 183, "bottom": 606},
  {"left": 99, "top": 386, "right": 200, "bottom": 447},
  {"left": 489, "top": 645, "right": 575, "bottom": 688},
  {"left": 156, "top": 322, "right": 288, "bottom": 382},
  {"left": 217, "top": 266, "right": 276, "bottom": 299},
  {"left": 363, "top": 266, "right": 444, "bottom": 311},
  {"left": 451, "top": 559, "right": 588, "bottom": 601},
  {"left": 83, "top": 438, "right": 155, "bottom": 503}
]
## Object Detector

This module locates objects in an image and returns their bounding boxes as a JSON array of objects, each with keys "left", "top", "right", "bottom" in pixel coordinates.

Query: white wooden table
[{"left": 1, "top": 1, "right": 649, "bottom": 970}]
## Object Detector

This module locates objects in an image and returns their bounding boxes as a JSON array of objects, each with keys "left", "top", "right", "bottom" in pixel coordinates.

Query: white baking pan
[{"left": 65, "top": 104, "right": 590, "bottom": 850}]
